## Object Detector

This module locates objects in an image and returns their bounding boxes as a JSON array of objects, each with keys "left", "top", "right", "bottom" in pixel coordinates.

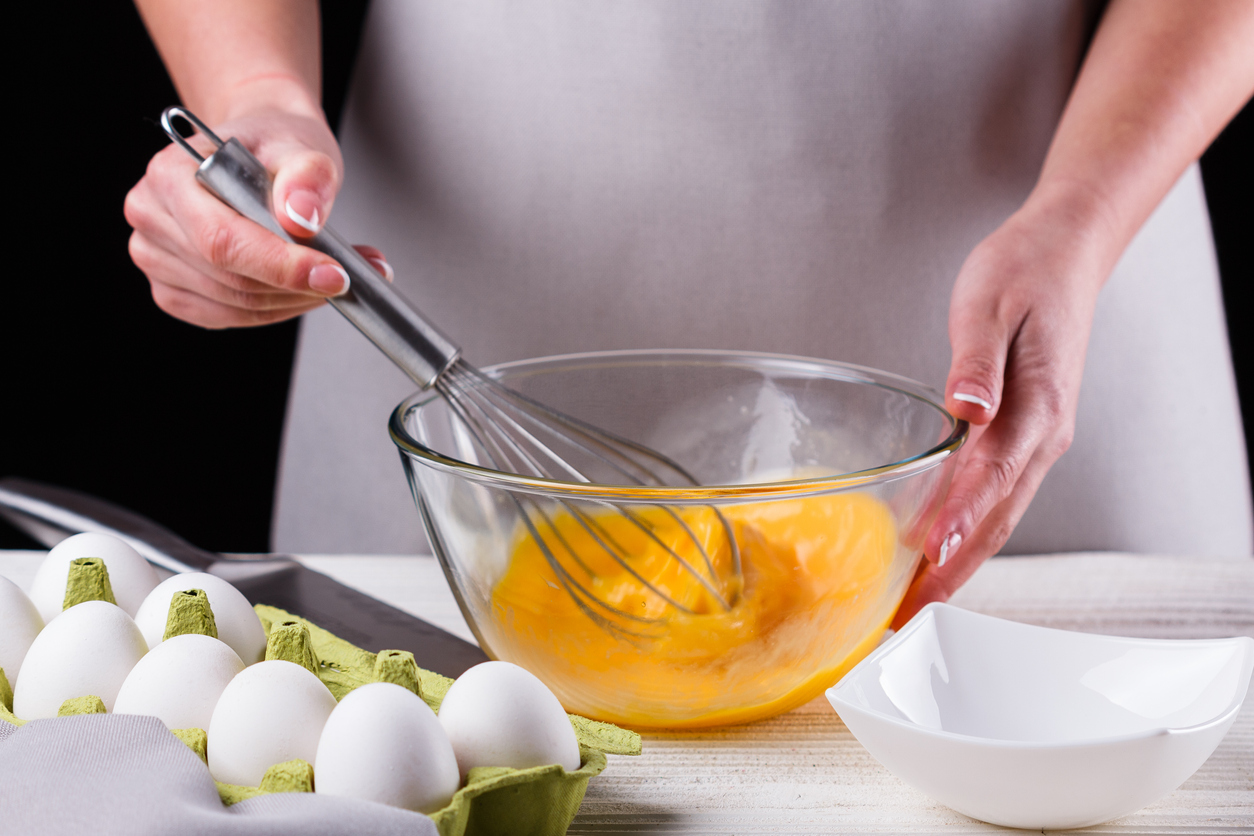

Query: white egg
[
  {"left": 113, "top": 633, "right": 245, "bottom": 730},
  {"left": 0, "top": 575, "right": 44, "bottom": 686},
  {"left": 207, "top": 660, "right": 337, "bottom": 787},
  {"left": 12, "top": 600, "right": 148, "bottom": 719},
  {"left": 134, "top": 573, "right": 266, "bottom": 663},
  {"left": 29, "top": 533, "right": 159, "bottom": 621},
  {"left": 438, "top": 661, "right": 581, "bottom": 780},
  {"left": 315, "top": 682, "right": 460, "bottom": 812}
]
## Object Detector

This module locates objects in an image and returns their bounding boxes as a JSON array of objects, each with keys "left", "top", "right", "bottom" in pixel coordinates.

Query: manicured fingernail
[
  {"left": 938, "top": 532, "right": 962, "bottom": 567},
  {"left": 309, "top": 264, "right": 349, "bottom": 296},
  {"left": 953, "top": 392, "right": 993, "bottom": 410},
  {"left": 367, "top": 257, "right": 394, "bottom": 282},
  {"left": 285, "top": 194, "right": 322, "bottom": 233}
]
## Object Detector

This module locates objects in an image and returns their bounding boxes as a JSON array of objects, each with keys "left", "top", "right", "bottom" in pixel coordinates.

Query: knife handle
[
  {"left": 0, "top": 477, "right": 491, "bottom": 675},
  {"left": 0, "top": 477, "right": 216, "bottom": 574}
]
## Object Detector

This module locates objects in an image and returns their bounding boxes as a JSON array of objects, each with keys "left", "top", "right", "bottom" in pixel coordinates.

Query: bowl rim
[
  {"left": 389, "top": 348, "right": 969, "bottom": 501},
  {"left": 826, "top": 602, "right": 1254, "bottom": 749}
]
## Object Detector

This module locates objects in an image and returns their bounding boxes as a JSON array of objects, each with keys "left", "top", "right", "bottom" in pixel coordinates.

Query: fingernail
[
  {"left": 285, "top": 194, "right": 322, "bottom": 233},
  {"left": 953, "top": 392, "right": 993, "bottom": 410},
  {"left": 367, "top": 257, "right": 394, "bottom": 282},
  {"left": 938, "top": 532, "right": 962, "bottom": 567},
  {"left": 309, "top": 264, "right": 349, "bottom": 296}
]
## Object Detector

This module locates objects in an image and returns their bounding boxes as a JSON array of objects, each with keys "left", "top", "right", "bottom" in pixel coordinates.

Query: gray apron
[{"left": 273, "top": 0, "right": 1252, "bottom": 557}]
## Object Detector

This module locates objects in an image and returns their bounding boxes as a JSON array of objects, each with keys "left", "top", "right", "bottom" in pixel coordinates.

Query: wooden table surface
[{"left": 2, "top": 550, "right": 1251, "bottom": 833}]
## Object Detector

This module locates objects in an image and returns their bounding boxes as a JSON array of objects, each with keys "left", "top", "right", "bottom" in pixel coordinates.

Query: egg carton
[{"left": 0, "top": 603, "right": 640, "bottom": 836}]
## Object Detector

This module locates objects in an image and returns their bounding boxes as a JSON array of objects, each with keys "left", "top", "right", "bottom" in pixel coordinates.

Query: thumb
[
  {"left": 945, "top": 297, "right": 1015, "bottom": 427},
  {"left": 268, "top": 145, "right": 341, "bottom": 240}
]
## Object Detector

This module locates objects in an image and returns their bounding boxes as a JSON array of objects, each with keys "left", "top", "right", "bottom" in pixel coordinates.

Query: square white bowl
[{"left": 826, "top": 602, "right": 1254, "bottom": 830}]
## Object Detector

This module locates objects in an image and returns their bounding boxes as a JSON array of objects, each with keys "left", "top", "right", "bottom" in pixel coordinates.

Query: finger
[
  {"left": 267, "top": 145, "right": 340, "bottom": 239},
  {"left": 945, "top": 264, "right": 1018, "bottom": 426},
  {"left": 148, "top": 281, "right": 325, "bottom": 330},
  {"left": 174, "top": 183, "right": 348, "bottom": 296},
  {"left": 124, "top": 148, "right": 201, "bottom": 253},
  {"left": 130, "top": 143, "right": 349, "bottom": 297},
  {"left": 353, "top": 245, "right": 394, "bottom": 282},
  {"left": 899, "top": 424, "right": 988, "bottom": 550},
  {"left": 130, "top": 232, "right": 330, "bottom": 313},
  {"left": 925, "top": 359, "right": 1073, "bottom": 569},
  {"left": 127, "top": 194, "right": 298, "bottom": 296},
  {"left": 891, "top": 441, "right": 1057, "bottom": 628}
]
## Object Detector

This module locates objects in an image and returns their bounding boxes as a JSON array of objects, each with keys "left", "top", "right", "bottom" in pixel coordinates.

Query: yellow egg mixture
[{"left": 488, "top": 492, "right": 906, "bottom": 729}]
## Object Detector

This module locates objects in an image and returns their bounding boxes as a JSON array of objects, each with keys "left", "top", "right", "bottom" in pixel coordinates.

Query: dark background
[{"left": 2, "top": 2, "right": 1251, "bottom": 553}]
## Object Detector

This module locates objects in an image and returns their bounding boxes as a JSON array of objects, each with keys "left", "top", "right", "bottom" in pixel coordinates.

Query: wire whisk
[{"left": 162, "top": 107, "right": 742, "bottom": 640}]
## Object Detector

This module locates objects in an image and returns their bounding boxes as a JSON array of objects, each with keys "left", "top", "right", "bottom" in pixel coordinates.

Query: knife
[{"left": 0, "top": 477, "right": 489, "bottom": 678}]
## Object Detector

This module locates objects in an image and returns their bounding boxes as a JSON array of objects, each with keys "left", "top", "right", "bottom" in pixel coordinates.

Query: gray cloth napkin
[{"left": 0, "top": 716, "right": 437, "bottom": 835}]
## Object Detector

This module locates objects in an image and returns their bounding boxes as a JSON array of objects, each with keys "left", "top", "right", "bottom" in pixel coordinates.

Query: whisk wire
[
  {"left": 456, "top": 365, "right": 672, "bottom": 483},
  {"left": 437, "top": 370, "right": 556, "bottom": 479},
  {"left": 590, "top": 504, "right": 733, "bottom": 611},
  {"left": 436, "top": 377, "right": 676, "bottom": 632},
  {"left": 433, "top": 391, "right": 661, "bottom": 639},
  {"left": 450, "top": 364, "right": 686, "bottom": 486},
  {"left": 562, "top": 502, "right": 705, "bottom": 615},
  {"left": 523, "top": 511, "right": 667, "bottom": 643},
  {"left": 531, "top": 504, "right": 673, "bottom": 627},
  {"left": 433, "top": 358, "right": 741, "bottom": 633}
]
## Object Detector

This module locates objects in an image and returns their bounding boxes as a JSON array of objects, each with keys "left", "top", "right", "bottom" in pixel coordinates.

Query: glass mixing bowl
[{"left": 390, "top": 350, "right": 966, "bottom": 729}]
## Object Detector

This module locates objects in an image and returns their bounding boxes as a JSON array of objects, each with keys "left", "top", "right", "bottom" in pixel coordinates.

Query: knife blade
[{"left": 0, "top": 477, "right": 489, "bottom": 678}]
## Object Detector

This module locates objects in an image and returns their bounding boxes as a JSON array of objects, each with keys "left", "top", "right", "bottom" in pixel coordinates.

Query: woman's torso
[{"left": 273, "top": 0, "right": 1251, "bottom": 556}]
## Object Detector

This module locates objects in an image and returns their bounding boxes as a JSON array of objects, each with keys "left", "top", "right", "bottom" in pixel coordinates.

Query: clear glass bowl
[{"left": 391, "top": 350, "right": 966, "bottom": 729}]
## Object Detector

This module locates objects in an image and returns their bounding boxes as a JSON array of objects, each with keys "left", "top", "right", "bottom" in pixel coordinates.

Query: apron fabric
[{"left": 273, "top": 0, "right": 1252, "bottom": 557}]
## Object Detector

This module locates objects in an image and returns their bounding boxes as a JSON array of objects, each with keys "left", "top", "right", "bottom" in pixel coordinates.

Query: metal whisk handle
[{"left": 160, "top": 106, "right": 461, "bottom": 389}]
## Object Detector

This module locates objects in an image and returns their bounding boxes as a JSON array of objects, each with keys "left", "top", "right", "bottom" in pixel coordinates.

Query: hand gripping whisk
[{"left": 161, "top": 107, "right": 741, "bottom": 640}]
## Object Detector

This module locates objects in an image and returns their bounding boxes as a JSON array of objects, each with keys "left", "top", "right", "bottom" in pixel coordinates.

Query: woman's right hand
[{"left": 124, "top": 108, "right": 390, "bottom": 329}]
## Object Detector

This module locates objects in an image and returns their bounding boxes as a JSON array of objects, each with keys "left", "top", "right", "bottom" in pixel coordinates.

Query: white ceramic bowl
[{"left": 826, "top": 603, "right": 1254, "bottom": 830}]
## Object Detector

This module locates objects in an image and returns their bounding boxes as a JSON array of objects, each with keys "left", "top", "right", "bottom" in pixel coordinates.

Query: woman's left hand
[
  {"left": 891, "top": 0, "right": 1254, "bottom": 627},
  {"left": 893, "top": 188, "right": 1111, "bottom": 627}
]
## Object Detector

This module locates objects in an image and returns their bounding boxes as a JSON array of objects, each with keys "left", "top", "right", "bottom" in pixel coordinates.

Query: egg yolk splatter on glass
[{"left": 489, "top": 492, "right": 906, "bottom": 729}]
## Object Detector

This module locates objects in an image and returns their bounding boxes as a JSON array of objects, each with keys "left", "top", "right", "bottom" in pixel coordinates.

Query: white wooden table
[{"left": 2, "top": 551, "right": 1251, "bottom": 833}]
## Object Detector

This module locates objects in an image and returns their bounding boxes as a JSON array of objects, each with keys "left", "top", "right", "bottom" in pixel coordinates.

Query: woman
[{"left": 125, "top": 0, "right": 1254, "bottom": 622}]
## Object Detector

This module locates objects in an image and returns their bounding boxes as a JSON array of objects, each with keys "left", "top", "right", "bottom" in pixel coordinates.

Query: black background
[{"left": 2, "top": 2, "right": 1250, "bottom": 553}]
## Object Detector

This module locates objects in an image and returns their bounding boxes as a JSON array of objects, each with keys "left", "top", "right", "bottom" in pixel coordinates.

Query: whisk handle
[{"left": 160, "top": 107, "right": 460, "bottom": 388}]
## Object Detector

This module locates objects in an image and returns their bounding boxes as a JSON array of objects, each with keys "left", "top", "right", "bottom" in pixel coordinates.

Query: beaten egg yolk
[{"left": 489, "top": 492, "right": 902, "bottom": 729}]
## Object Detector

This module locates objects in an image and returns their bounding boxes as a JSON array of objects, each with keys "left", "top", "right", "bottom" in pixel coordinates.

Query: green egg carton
[
  {"left": 0, "top": 593, "right": 640, "bottom": 836},
  {"left": 250, "top": 606, "right": 640, "bottom": 836}
]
